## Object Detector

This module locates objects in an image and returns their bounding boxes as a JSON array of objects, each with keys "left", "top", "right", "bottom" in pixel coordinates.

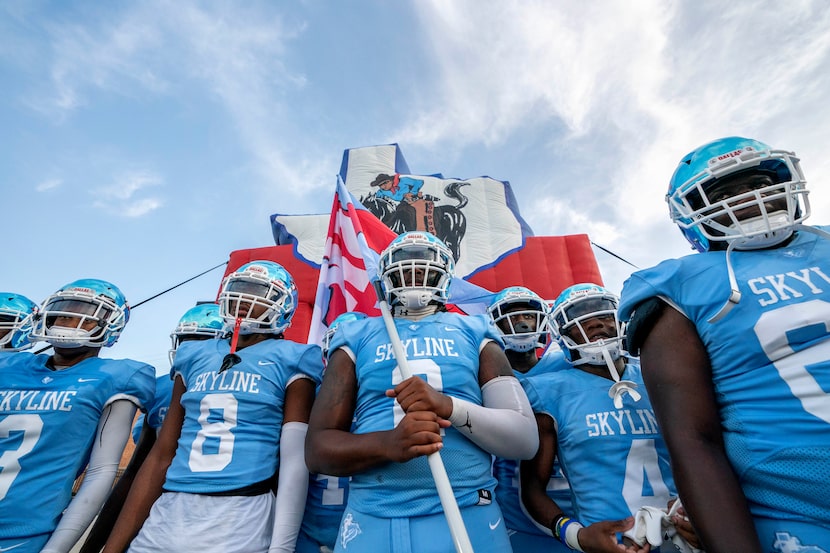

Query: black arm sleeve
[{"left": 625, "top": 297, "right": 667, "bottom": 357}]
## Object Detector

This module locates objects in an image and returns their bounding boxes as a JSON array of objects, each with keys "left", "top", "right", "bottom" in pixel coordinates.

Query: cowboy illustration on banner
[{"left": 362, "top": 172, "right": 469, "bottom": 262}]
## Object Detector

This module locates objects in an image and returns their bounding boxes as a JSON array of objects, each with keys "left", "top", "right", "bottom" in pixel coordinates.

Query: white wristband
[{"left": 565, "top": 520, "right": 585, "bottom": 551}]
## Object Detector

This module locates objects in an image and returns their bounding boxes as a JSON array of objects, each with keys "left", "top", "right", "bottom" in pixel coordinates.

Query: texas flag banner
[
  {"left": 307, "top": 176, "right": 499, "bottom": 347},
  {"left": 307, "top": 176, "right": 396, "bottom": 346},
  {"left": 340, "top": 144, "right": 532, "bottom": 279},
  {"left": 272, "top": 144, "right": 533, "bottom": 279}
]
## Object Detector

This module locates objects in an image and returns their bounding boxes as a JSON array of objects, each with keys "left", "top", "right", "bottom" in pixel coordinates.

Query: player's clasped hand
[
  {"left": 386, "top": 410, "right": 450, "bottom": 462},
  {"left": 578, "top": 517, "right": 651, "bottom": 553},
  {"left": 667, "top": 500, "right": 701, "bottom": 549},
  {"left": 386, "top": 375, "right": 454, "bottom": 418}
]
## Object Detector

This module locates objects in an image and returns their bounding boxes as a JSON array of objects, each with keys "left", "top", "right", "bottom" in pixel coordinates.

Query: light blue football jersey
[
  {"left": 522, "top": 361, "right": 675, "bottom": 526},
  {"left": 619, "top": 228, "right": 830, "bottom": 540},
  {"left": 494, "top": 350, "right": 571, "bottom": 549},
  {"left": 298, "top": 472, "right": 350, "bottom": 552},
  {"left": 163, "top": 337, "right": 322, "bottom": 493},
  {"left": 132, "top": 373, "right": 174, "bottom": 443},
  {"left": 300, "top": 377, "right": 351, "bottom": 553},
  {"left": 0, "top": 352, "right": 155, "bottom": 549},
  {"left": 329, "top": 312, "right": 501, "bottom": 517}
]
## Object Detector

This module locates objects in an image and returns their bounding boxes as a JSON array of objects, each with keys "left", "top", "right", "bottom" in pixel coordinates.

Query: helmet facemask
[
  {"left": 552, "top": 295, "right": 624, "bottom": 366},
  {"left": 380, "top": 238, "right": 453, "bottom": 310},
  {"left": 39, "top": 298, "right": 120, "bottom": 348},
  {"left": 490, "top": 301, "right": 549, "bottom": 352},
  {"left": 0, "top": 312, "right": 34, "bottom": 351}
]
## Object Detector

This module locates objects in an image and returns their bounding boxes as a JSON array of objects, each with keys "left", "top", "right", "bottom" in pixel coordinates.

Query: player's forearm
[
  {"left": 448, "top": 376, "right": 539, "bottom": 459},
  {"left": 42, "top": 400, "right": 136, "bottom": 553},
  {"left": 520, "top": 484, "right": 564, "bottom": 536},
  {"left": 305, "top": 428, "right": 399, "bottom": 476},
  {"left": 270, "top": 423, "right": 309, "bottom": 552},
  {"left": 669, "top": 437, "right": 760, "bottom": 552},
  {"left": 101, "top": 450, "right": 170, "bottom": 553},
  {"left": 80, "top": 424, "right": 157, "bottom": 553}
]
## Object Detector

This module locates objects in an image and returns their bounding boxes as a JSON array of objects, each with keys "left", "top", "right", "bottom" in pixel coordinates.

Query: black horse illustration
[{"left": 361, "top": 180, "right": 469, "bottom": 262}]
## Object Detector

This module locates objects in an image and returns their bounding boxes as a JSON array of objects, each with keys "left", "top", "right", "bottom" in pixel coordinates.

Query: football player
[
  {"left": 487, "top": 286, "right": 572, "bottom": 552},
  {"left": 79, "top": 303, "right": 225, "bottom": 553},
  {"left": 103, "top": 261, "right": 321, "bottom": 553},
  {"left": 520, "top": 284, "right": 685, "bottom": 552},
  {"left": 0, "top": 292, "right": 38, "bottom": 355},
  {"left": 620, "top": 136, "right": 830, "bottom": 551},
  {"left": 306, "top": 231, "right": 538, "bottom": 553},
  {"left": 0, "top": 279, "right": 155, "bottom": 553},
  {"left": 297, "top": 311, "right": 367, "bottom": 553}
]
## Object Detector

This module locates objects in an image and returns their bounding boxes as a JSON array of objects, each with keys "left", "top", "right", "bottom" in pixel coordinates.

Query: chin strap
[
  {"left": 708, "top": 224, "right": 830, "bottom": 324},
  {"left": 707, "top": 239, "right": 742, "bottom": 323},
  {"left": 601, "top": 347, "right": 640, "bottom": 409},
  {"left": 393, "top": 304, "right": 439, "bottom": 320}
]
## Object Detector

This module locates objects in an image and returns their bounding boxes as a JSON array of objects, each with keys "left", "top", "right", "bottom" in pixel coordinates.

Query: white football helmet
[
  {"left": 550, "top": 284, "right": 624, "bottom": 366},
  {"left": 218, "top": 261, "right": 298, "bottom": 335},
  {"left": 488, "top": 286, "right": 549, "bottom": 352},
  {"left": 31, "top": 279, "right": 129, "bottom": 348},
  {"left": 378, "top": 232, "right": 454, "bottom": 309}
]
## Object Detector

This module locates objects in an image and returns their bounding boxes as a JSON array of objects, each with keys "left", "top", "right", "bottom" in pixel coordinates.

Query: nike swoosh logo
[
  {"left": 444, "top": 326, "right": 460, "bottom": 332},
  {"left": 257, "top": 361, "right": 276, "bottom": 366},
  {"left": 0, "top": 543, "right": 29, "bottom": 552},
  {"left": 489, "top": 518, "right": 502, "bottom": 530},
  {"left": 77, "top": 378, "right": 98, "bottom": 383}
]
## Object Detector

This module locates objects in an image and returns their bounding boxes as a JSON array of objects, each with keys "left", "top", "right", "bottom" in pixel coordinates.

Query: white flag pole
[{"left": 373, "top": 281, "right": 475, "bottom": 553}]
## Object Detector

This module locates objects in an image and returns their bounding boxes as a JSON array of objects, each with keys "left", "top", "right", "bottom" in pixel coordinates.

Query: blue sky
[{"left": 3, "top": 1, "right": 830, "bottom": 373}]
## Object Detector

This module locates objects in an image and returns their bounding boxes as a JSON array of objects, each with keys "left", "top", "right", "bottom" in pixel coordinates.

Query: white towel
[{"left": 623, "top": 503, "right": 703, "bottom": 553}]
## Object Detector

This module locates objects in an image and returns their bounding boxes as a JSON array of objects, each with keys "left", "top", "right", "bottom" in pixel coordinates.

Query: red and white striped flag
[{"left": 307, "top": 177, "right": 396, "bottom": 346}]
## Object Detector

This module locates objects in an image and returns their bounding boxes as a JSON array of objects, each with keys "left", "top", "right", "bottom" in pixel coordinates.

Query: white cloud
[
  {"left": 93, "top": 170, "right": 164, "bottom": 217},
  {"left": 35, "top": 178, "right": 62, "bottom": 192},
  {"left": 121, "top": 197, "right": 163, "bottom": 218},
  {"left": 97, "top": 170, "right": 161, "bottom": 200},
  {"left": 399, "top": 0, "right": 830, "bottom": 282}
]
